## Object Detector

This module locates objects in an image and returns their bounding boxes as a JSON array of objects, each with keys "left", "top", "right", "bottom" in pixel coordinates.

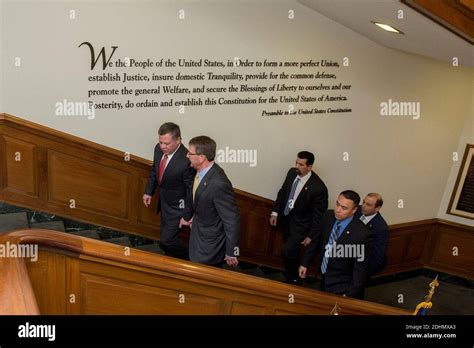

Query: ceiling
[{"left": 298, "top": 0, "right": 474, "bottom": 68}]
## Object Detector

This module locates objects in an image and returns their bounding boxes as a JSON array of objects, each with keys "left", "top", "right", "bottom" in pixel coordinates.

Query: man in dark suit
[
  {"left": 355, "top": 193, "right": 389, "bottom": 276},
  {"left": 181, "top": 136, "right": 240, "bottom": 267},
  {"left": 143, "top": 122, "right": 195, "bottom": 259},
  {"left": 269, "top": 151, "right": 328, "bottom": 285},
  {"left": 299, "top": 190, "right": 373, "bottom": 299}
]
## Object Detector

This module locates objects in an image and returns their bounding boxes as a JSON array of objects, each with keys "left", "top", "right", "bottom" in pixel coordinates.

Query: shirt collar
[
  {"left": 361, "top": 212, "right": 377, "bottom": 223},
  {"left": 297, "top": 170, "right": 312, "bottom": 184},
  {"left": 198, "top": 162, "right": 214, "bottom": 180}
]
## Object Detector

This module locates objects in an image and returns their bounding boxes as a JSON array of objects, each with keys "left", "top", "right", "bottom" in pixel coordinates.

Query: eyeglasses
[{"left": 187, "top": 151, "right": 200, "bottom": 156}]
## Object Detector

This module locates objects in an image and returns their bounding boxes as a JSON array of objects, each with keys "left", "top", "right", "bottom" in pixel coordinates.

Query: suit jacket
[
  {"left": 301, "top": 210, "right": 373, "bottom": 298},
  {"left": 354, "top": 208, "right": 389, "bottom": 276},
  {"left": 273, "top": 168, "right": 328, "bottom": 239},
  {"left": 189, "top": 163, "right": 240, "bottom": 265},
  {"left": 145, "top": 143, "right": 195, "bottom": 222}
]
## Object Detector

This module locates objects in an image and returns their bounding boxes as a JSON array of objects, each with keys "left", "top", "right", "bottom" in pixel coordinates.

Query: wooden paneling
[
  {"left": 381, "top": 220, "right": 436, "bottom": 276},
  {"left": 3, "top": 136, "right": 38, "bottom": 196},
  {"left": 136, "top": 176, "right": 160, "bottom": 229},
  {"left": 239, "top": 200, "right": 271, "bottom": 256},
  {"left": 25, "top": 251, "right": 67, "bottom": 314},
  {"left": 79, "top": 274, "right": 223, "bottom": 315},
  {"left": 0, "top": 114, "right": 473, "bottom": 281},
  {"left": 0, "top": 229, "right": 410, "bottom": 315},
  {"left": 48, "top": 150, "right": 130, "bottom": 218},
  {"left": 230, "top": 302, "right": 266, "bottom": 315},
  {"left": 425, "top": 220, "right": 474, "bottom": 279},
  {"left": 0, "top": 114, "right": 160, "bottom": 240}
]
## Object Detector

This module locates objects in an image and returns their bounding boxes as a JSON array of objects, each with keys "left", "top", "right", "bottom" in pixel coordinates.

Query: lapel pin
[
  {"left": 346, "top": 231, "right": 350, "bottom": 234},
  {"left": 204, "top": 182, "right": 207, "bottom": 186}
]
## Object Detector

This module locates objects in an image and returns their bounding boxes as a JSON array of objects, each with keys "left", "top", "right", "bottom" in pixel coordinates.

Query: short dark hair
[
  {"left": 189, "top": 136, "right": 216, "bottom": 161},
  {"left": 297, "top": 151, "right": 315, "bottom": 166},
  {"left": 367, "top": 193, "right": 383, "bottom": 208},
  {"left": 340, "top": 190, "right": 360, "bottom": 207},
  {"left": 158, "top": 122, "right": 181, "bottom": 140}
]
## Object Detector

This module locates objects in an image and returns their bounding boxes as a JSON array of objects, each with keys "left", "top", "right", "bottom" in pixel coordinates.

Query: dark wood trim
[
  {"left": 438, "top": 218, "right": 474, "bottom": 231},
  {"left": 402, "top": 0, "right": 474, "bottom": 44}
]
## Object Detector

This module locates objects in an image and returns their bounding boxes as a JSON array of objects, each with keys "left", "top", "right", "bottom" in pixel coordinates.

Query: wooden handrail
[
  {"left": 0, "top": 229, "right": 410, "bottom": 315},
  {"left": 0, "top": 246, "right": 40, "bottom": 315}
]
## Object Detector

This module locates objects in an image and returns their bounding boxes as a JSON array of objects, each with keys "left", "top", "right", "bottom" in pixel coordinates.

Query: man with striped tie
[
  {"left": 269, "top": 151, "right": 328, "bottom": 285},
  {"left": 299, "top": 190, "right": 373, "bottom": 299}
]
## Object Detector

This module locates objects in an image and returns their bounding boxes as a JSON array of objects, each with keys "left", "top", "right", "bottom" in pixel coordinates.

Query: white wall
[
  {"left": 437, "top": 72, "right": 474, "bottom": 226},
  {"left": 1, "top": 0, "right": 473, "bottom": 225}
]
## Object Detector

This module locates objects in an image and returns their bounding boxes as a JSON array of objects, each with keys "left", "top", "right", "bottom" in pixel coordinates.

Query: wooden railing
[
  {"left": 0, "top": 229, "right": 410, "bottom": 315},
  {"left": 0, "top": 113, "right": 473, "bottom": 280}
]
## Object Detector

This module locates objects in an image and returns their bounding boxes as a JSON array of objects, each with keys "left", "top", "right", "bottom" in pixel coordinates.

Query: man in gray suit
[{"left": 181, "top": 136, "right": 240, "bottom": 267}]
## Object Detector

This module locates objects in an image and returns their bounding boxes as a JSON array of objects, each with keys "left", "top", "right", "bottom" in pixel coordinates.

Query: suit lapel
[
  {"left": 293, "top": 172, "right": 315, "bottom": 208},
  {"left": 366, "top": 212, "right": 380, "bottom": 229},
  {"left": 336, "top": 219, "right": 356, "bottom": 244},
  {"left": 160, "top": 144, "right": 184, "bottom": 186},
  {"left": 323, "top": 215, "right": 336, "bottom": 246},
  {"left": 323, "top": 216, "right": 355, "bottom": 245},
  {"left": 193, "top": 164, "right": 217, "bottom": 207}
]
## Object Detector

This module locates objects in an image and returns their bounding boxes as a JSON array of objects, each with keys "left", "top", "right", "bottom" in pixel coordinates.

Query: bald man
[{"left": 355, "top": 193, "right": 389, "bottom": 276}]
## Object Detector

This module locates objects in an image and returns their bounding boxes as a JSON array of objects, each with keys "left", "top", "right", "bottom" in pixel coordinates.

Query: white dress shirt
[{"left": 272, "top": 170, "right": 312, "bottom": 216}]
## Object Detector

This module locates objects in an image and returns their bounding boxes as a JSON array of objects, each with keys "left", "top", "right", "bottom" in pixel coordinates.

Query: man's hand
[
  {"left": 179, "top": 217, "right": 193, "bottom": 228},
  {"left": 269, "top": 215, "right": 277, "bottom": 226},
  {"left": 225, "top": 255, "right": 239, "bottom": 267},
  {"left": 143, "top": 194, "right": 152, "bottom": 207},
  {"left": 301, "top": 237, "right": 312, "bottom": 246},
  {"left": 298, "top": 265, "right": 307, "bottom": 279}
]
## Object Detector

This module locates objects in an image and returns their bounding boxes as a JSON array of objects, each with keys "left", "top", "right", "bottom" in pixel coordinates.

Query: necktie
[
  {"left": 360, "top": 215, "right": 368, "bottom": 225},
  {"left": 284, "top": 178, "right": 300, "bottom": 216},
  {"left": 158, "top": 154, "right": 168, "bottom": 183},
  {"left": 321, "top": 221, "right": 342, "bottom": 274},
  {"left": 192, "top": 174, "right": 199, "bottom": 200}
]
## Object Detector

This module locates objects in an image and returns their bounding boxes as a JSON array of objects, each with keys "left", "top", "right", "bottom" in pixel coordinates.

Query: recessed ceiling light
[{"left": 372, "top": 22, "right": 404, "bottom": 34}]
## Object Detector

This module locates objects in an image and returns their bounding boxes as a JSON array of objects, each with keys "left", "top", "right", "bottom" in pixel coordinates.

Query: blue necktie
[
  {"left": 284, "top": 178, "right": 300, "bottom": 216},
  {"left": 321, "top": 221, "right": 342, "bottom": 274}
]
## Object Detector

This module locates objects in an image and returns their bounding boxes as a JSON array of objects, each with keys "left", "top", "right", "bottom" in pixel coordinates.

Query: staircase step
[
  {"left": 30, "top": 221, "right": 65, "bottom": 232},
  {"left": 0, "top": 212, "right": 29, "bottom": 233},
  {"left": 104, "top": 236, "right": 131, "bottom": 247},
  {"left": 135, "top": 243, "right": 164, "bottom": 254},
  {"left": 68, "top": 229, "right": 101, "bottom": 240}
]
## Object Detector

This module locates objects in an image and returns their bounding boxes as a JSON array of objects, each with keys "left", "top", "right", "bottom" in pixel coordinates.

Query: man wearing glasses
[
  {"left": 181, "top": 136, "right": 240, "bottom": 267},
  {"left": 143, "top": 122, "right": 195, "bottom": 260}
]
